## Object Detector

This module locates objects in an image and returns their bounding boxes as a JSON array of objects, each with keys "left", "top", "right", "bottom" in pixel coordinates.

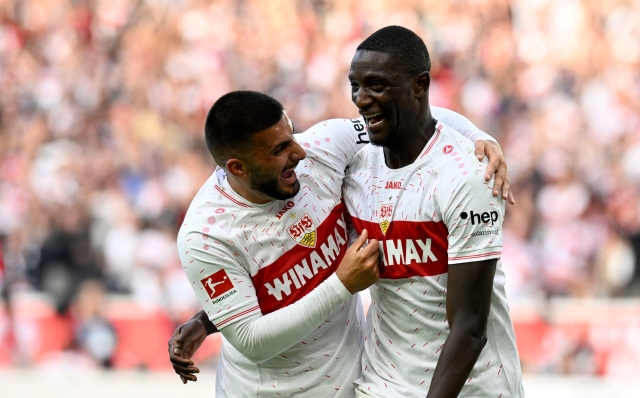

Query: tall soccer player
[
  {"left": 173, "top": 90, "right": 510, "bottom": 396},
  {"left": 344, "top": 26, "right": 523, "bottom": 398}
]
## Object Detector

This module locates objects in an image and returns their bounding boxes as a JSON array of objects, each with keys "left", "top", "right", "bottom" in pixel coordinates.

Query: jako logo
[
  {"left": 460, "top": 210, "right": 499, "bottom": 225},
  {"left": 276, "top": 201, "right": 295, "bottom": 219},
  {"left": 385, "top": 181, "right": 402, "bottom": 189}
]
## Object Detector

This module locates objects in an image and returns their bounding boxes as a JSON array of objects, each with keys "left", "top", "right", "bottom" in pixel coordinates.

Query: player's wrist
[{"left": 192, "top": 310, "right": 217, "bottom": 335}]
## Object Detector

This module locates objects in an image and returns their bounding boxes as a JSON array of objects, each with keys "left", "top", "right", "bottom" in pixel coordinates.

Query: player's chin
[{"left": 279, "top": 179, "right": 301, "bottom": 199}]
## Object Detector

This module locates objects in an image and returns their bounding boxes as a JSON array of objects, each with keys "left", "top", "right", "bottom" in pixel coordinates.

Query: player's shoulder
[
  {"left": 346, "top": 142, "right": 380, "bottom": 170},
  {"left": 430, "top": 123, "right": 490, "bottom": 186},
  {"left": 177, "top": 174, "right": 238, "bottom": 245}
]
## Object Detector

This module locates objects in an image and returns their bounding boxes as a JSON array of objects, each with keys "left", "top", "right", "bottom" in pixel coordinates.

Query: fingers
[
  {"left": 474, "top": 140, "right": 485, "bottom": 161},
  {"left": 360, "top": 238, "right": 379, "bottom": 258},
  {"left": 507, "top": 190, "right": 515, "bottom": 205},
  {"left": 173, "top": 364, "right": 200, "bottom": 375},
  {"left": 501, "top": 172, "right": 512, "bottom": 202},
  {"left": 491, "top": 166, "right": 506, "bottom": 198},
  {"left": 351, "top": 229, "right": 369, "bottom": 251}
]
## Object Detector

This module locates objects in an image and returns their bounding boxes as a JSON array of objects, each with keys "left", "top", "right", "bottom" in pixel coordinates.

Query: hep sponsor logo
[
  {"left": 201, "top": 269, "right": 234, "bottom": 299},
  {"left": 276, "top": 200, "right": 295, "bottom": 219},
  {"left": 379, "top": 203, "right": 394, "bottom": 235},
  {"left": 287, "top": 213, "right": 316, "bottom": 247},
  {"left": 443, "top": 145, "right": 454, "bottom": 154},
  {"left": 460, "top": 210, "right": 499, "bottom": 226}
]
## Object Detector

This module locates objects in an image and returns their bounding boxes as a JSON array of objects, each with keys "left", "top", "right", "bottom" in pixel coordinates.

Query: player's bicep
[
  {"left": 446, "top": 259, "right": 496, "bottom": 332},
  {"left": 179, "top": 232, "right": 261, "bottom": 329}
]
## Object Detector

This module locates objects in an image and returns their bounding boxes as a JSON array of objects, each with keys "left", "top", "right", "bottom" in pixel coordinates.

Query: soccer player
[
  {"left": 344, "top": 26, "right": 524, "bottom": 397},
  {"left": 173, "top": 90, "right": 509, "bottom": 397}
]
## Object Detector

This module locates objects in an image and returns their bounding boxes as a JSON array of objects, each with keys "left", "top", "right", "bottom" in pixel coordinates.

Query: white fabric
[
  {"left": 221, "top": 273, "right": 351, "bottom": 363},
  {"left": 178, "top": 110, "right": 490, "bottom": 397},
  {"left": 343, "top": 123, "right": 523, "bottom": 398},
  {"left": 431, "top": 106, "right": 496, "bottom": 143}
]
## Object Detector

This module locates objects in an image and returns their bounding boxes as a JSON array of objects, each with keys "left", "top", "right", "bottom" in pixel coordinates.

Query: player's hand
[
  {"left": 336, "top": 229, "right": 380, "bottom": 294},
  {"left": 168, "top": 319, "right": 208, "bottom": 384},
  {"left": 474, "top": 140, "right": 515, "bottom": 205}
]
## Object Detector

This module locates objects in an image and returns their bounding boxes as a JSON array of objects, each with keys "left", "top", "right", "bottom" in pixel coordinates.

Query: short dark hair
[
  {"left": 204, "top": 91, "right": 284, "bottom": 165},
  {"left": 356, "top": 26, "right": 431, "bottom": 76}
]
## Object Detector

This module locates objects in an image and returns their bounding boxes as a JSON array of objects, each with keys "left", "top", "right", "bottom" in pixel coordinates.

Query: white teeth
[
  {"left": 369, "top": 119, "right": 383, "bottom": 126},
  {"left": 364, "top": 113, "right": 381, "bottom": 119}
]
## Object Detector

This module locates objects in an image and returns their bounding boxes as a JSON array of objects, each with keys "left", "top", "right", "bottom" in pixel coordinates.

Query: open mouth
[
  {"left": 364, "top": 113, "right": 385, "bottom": 127},
  {"left": 280, "top": 165, "right": 298, "bottom": 183}
]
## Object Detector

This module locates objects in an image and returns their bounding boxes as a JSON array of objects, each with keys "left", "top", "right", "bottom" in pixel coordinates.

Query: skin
[
  {"left": 170, "top": 114, "right": 380, "bottom": 383},
  {"left": 350, "top": 49, "right": 498, "bottom": 398},
  {"left": 169, "top": 54, "right": 515, "bottom": 384},
  {"left": 225, "top": 116, "right": 307, "bottom": 204}
]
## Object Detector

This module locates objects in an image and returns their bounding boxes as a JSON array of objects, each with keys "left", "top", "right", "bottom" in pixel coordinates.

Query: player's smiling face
[
  {"left": 349, "top": 50, "right": 422, "bottom": 147},
  {"left": 244, "top": 115, "right": 306, "bottom": 201}
]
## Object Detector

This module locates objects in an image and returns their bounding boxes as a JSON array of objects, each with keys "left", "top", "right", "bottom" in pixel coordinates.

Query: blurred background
[{"left": 1, "top": 0, "right": 640, "bottom": 396}]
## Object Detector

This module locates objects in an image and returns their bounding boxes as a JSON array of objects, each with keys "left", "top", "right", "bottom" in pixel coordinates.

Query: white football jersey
[
  {"left": 343, "top": 122, "right": 524, "bottom": 398},
  {"left": 178, "top": 118, "right": 369, "bottom": 397}
]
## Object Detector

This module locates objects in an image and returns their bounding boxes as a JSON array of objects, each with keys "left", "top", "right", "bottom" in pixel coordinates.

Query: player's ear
[
  {"left": 226, "top": 158, "right": 249, "bottom": 179},
  {"left": 414, "top": 71, "right": 430, "bottom": 99}
]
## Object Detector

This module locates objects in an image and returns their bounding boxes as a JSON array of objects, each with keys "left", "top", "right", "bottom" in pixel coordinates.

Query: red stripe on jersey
[
  {"left": 419, "top": 124, "right": 442, "bottom": 159},
  {"left": 252, "top": 203, "right": 349, "bottom": 315},
  {"left": 448, "top": 252, "right": 501, "bottom": 261},
  {"left": 350, "top": 216, "right": 449, "bottom": 279},
  {"left": 215, "top": 185, "right": 252, "bottom": 208},
  {"left": 216, "top": 305, "right": 260, "bottom": 328}
]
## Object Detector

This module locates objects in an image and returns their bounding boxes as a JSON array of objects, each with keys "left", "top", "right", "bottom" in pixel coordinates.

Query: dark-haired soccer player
[
  {"left": 174, "top": 88, "right": 507, "bottom": 397},
  {"left": 344, "top": 26, "right": 523, "bottom": 398}
]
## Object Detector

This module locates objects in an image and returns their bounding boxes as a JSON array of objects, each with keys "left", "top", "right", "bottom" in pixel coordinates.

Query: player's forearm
[
  {"left": 190, "top": 310, "right": 218, "bottom": 335},
  {"left": 425, "top": 328, "right": 486, "bottom": 398},
  {"left": 220, "top": 273, "right": 351, "bottom": 363},
  {"left": 430, "top": 106, "right": 496, "bottom": 143}
]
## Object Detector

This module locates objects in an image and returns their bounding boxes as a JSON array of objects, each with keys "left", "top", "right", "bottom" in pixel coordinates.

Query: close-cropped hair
[
  {"left": 204, "top": 91, "right": 284, "bottom": 165},
  {"left": 357, "top": 25, "right": 431, "bottom": 76}
]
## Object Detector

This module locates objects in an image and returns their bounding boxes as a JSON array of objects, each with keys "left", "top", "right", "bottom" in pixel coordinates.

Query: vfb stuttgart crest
[
  {"left": 288, "top": 213, "right": 316, "bottom": 247},
  {"left": 379, "top": 203, "right": 394, "bottom": 235}
]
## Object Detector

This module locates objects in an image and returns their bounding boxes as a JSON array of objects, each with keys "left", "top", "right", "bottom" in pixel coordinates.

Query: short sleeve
[
  {"left": 295, "top": 118, "right": 369, "bottom": 172},
  {"left": 431, "top": 106, "right": 496, "bottom": 143},
  {"left": 178, "top": 231, "right": 262, "bottom": 329},
  {"left": 436, "top": 158, "right": 505, "bottom": 264}
]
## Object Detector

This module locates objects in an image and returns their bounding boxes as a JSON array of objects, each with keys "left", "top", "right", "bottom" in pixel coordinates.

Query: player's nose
[
  {"left": 353, "top": 86, "right": 373, "bottom": 110},
  {"left": 291, "top": 141, "right": 307, "bottom": 161}
]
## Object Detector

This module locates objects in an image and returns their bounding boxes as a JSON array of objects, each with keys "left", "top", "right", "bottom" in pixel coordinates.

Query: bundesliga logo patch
[
  {"left": 379, "top": 203, "right": 394, "bottom": 235},
  {"left": 287, "top": 213, "right": 316, "bottom": 247},
  {"left": 201, "top": 269, "right": 234, "bottom": 299}
]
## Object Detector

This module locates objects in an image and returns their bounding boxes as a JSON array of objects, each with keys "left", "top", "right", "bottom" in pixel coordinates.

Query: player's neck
[{"left": 383, "top": 113, "right": 436, "bottom": 169}]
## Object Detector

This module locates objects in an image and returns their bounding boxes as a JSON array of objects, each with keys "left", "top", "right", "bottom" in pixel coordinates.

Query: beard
[{"left": 249, "top": 167, "right": 300, "bottom": 201}]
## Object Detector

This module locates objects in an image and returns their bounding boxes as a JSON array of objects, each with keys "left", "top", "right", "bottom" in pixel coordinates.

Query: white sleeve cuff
[{"left": 325, "top": 272, "right": 353, "bottom": 301}]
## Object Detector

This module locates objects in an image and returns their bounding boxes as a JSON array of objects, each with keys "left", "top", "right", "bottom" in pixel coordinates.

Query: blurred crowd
[{"left": 1, "top": 0, "right": 639, "bottom": 374}]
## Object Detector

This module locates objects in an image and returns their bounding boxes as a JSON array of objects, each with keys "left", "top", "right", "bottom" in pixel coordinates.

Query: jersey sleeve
[
  {"left": 295, "top": 118, "right": 369, "bottom": 172},
  {"left": 430, "top": 106, "right": 496, "bottom": 143},
  {"left": 436, "top": 156, "right": 505, "bottom": 264},
  {"left": 220, "top": 273, "right": 352, "bottom": 363},
  {"left": 179, "top": 231, "right": 261, "bottom": 329}
]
